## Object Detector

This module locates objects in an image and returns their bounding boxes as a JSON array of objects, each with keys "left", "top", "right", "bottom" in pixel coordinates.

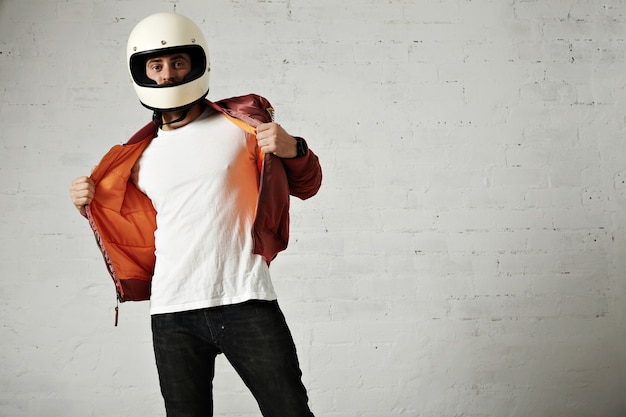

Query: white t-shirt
[{"left": 135, "top": 109, "right": 275, "bottom": 315}]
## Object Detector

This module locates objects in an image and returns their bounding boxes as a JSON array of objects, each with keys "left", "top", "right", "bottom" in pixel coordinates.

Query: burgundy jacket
[{"left": 85, "top": 94, "right": 322, "bottom": 302}]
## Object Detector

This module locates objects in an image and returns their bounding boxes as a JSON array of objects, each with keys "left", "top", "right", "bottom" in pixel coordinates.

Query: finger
[
  {"left": 70, "top": 177, "right": 91, "bottom": 190},
  {"left": 256, "top": 122, "right": 273, "bottom": 131},
  {"left": 257, "top": 128, "right": 276, "bottom": 141},
  {"left": 72, "top": 188, "right": 93, "bottom": 200},
  {"left": 258, "top": 122, "right": 280, "bottom": 136},
  {"left": 73, "top": 177, "right": 94, "bottom": 187},
  {"left": 71, "top": 183, "right": 92, "bottom": 194},
  {"left": 73, "top": 192, "right": 94, "bottom": 206}
]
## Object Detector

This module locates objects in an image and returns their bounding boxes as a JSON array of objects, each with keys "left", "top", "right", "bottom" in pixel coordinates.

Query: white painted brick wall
[{"left": 1, "top": 0, "right": 625, "bottom": 416}]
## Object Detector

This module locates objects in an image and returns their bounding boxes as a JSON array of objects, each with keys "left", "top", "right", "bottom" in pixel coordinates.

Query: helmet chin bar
[{"left": 142, "top": 87, "right": 209, "bottom": 112}]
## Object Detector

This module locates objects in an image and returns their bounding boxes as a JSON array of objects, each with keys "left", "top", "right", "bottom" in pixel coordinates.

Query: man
[{"left": 69, "top": 12, "right": 321, "bottom": 417}]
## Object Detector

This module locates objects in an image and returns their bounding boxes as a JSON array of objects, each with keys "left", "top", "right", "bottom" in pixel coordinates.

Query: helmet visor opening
[{"left": 130, "top": 45, "right": 206, "bottom": 88}]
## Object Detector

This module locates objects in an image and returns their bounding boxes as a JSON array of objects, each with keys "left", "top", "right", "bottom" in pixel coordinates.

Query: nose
[{"left": 160, "top": 64, "right": 175, "bottom": 84}]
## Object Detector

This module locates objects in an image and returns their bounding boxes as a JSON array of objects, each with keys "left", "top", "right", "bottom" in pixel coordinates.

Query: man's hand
[
  {"left": 256, "top": 122, "right": 297, "bottom": 158},
  {"left": 69, "top": 176, "right": 95, "bottom": 216}
]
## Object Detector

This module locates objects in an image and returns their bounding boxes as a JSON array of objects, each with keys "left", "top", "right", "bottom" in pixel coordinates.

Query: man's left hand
[{"left": 256, "top": 122, "right": 297, "bottom": 158}]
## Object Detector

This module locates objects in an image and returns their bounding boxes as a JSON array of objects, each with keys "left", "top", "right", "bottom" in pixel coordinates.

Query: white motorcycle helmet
[{"left": 127, "top": 12, "right": 210, "bottom": 112}]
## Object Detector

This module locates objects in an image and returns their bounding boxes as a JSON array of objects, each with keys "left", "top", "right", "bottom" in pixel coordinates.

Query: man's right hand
[{"left": 69, "top": 176, "right": 95, "bottom": 216}]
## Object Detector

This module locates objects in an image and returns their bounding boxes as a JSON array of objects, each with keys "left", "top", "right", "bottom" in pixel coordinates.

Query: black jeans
[{"left": 151, "top": 300, "right": 315, "bottom": 417}]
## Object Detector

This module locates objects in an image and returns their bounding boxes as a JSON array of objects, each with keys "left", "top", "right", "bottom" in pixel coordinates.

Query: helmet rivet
[
  {"left": 133, "top": 46, "right": 137, "bottom": 51},
  {"left": 161, "top": 40, "right": 167, "bottom": 45},
  {"left": 191, "top": 38, "right": 196, "bottom": 43}
]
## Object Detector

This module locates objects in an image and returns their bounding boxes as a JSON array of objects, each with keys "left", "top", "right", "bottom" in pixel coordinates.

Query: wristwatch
[{"left": 295, "top": 137, "right": 308, "bottom": 158}]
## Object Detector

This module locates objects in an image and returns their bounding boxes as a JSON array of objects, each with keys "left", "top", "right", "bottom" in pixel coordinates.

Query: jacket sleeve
[
  {"left": 280, "top": 138, "right": 322, "bottom": 200},
  {"left": 214, "top": 94, "right": 322, "bottom": 200}
]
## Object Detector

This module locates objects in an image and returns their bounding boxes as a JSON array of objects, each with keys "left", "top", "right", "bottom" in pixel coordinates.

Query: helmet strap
[
  {"left": 152, "top": 111, "right": 162, "bottom": 128},
  {"left": 152, "top": 109, "right": 190, "bottom": 128}
]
